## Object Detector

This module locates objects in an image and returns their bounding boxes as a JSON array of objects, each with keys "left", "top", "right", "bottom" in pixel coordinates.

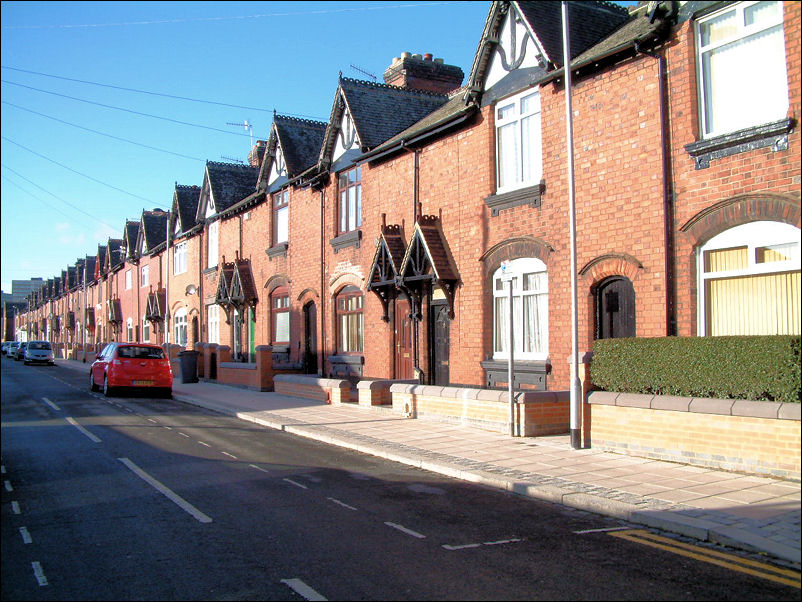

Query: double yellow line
[{"left": 609, "top": 529, "right": 800, "bottom": 589}]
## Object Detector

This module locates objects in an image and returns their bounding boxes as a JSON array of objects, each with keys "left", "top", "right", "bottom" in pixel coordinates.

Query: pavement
[{"left": 57, "top": 358, "right": 801, "bottom": 566}]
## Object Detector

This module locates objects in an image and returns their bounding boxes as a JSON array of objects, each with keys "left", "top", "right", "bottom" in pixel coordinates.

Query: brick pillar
[{"left": 255, "top": 345, "right": 274, "bottom": 391}]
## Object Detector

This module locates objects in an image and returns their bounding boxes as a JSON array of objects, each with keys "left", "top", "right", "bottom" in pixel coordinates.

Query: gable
[
  {"left": 485, "top": 4, "right": 545, "bottom": 91},
  {"left": 332, "top": 101, "right": 361, "bottom": 165}
]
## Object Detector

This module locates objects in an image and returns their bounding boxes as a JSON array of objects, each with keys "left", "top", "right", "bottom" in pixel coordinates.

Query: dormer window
[
  {"left": 495, "top": 88, "right": 542, "bottom": 193},
  {"left": 338, "top": 166, "right": 362, "bottom": 234}
]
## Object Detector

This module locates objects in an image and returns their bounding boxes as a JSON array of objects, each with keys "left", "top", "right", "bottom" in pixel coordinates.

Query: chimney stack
[
  {"left": 248, "top": 140, "right": 267, "bottom": 167},
  {"left": 383, "top": 52, "right": 464, "bottom": 94}
]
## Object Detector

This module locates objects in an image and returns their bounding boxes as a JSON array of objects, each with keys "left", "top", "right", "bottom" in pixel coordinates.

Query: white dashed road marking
[{"left": 281, "top": 578, "right": 327, "bottom": 601}]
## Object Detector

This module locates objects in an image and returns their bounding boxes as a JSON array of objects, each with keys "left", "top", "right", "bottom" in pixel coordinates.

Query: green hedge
[{"left": 590, "top": 335, "right": 801, "bottom": 404}]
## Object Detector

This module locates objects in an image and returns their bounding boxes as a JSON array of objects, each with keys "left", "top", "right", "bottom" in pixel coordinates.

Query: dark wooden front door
[
  {"left": 394, "top": 296, "right": 414, "bottom": 380},
  {"left": 430, "top": 302, "right": 450, "bottom": 386},
  {"left": 303, "top": 301, "right": 317, "bottom": 374},
  {"left": 595, "top": 277, "right": 636, "bottom": 339}
]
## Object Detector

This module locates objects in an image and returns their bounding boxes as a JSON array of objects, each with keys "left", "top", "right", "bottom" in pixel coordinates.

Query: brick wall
[{"left": 589, "top": 392, "right": 801, "bottom": 480}]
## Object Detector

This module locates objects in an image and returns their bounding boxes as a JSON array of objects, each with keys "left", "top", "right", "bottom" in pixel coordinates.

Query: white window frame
[
  {"left": 492, "top": 257, "right": 548, "bottom": 361},
  {"left": 495, "top": 88, "right": 542, "bottom": 194},
  {"left": 173, "top": 241, "right": 187, "bottom": 275},
  {"left": 125, "top": 269, "right": 132, "bottom": 290},
  {"left": 142, "top": 315, "right": 150, "bottom": 342},
  {"left": 695, "top": 0, "right": 787, "bottom": 138},
  {"left": 273, "top": 190, "right": 289, "bottom": 245},
  {"left": 697, "top": 221, "right": 801, "bottom": 336},
  {"left": 207, "top": 220, "right": 219, "bottom": 269},
  {"left": 126, "top": 317, "right": 134, "bottom": 342},
  {"left": 174, "top": 307, "right": 188, "bottom": 347},
  {"left": 207, "top": 304, "right": 220, "bottom": 344},
  {"left": 141, "top": 265, "right": 149, "bottom": 288}
]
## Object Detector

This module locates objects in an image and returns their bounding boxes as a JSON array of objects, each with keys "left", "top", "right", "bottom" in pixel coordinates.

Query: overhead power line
[
  {"left": 0, "top": 66, "right": 329, "bottom": 122},
  {"left": 1, "top": 79, "right": 253, "bottom": 138},
  {"left": 1, "top": 166, "right": 118, "bottom": 230},
  {"left": 1, "top": 3, "right": 452, "bottom": 29},
  {"left": 2, "top": 136, "right": 156, "bottom": 204},
  {"left": 2, "top": 65, "right": 273, "bottom": 113},
  {"left": 2, "top": 100, "right": 205, "bottom": 162}
]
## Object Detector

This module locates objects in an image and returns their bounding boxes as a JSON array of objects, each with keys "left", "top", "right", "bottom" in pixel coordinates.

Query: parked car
[
  {"left": 6, "top": 342, "right": 20, "bottom": 359},
  {"left": 90, "top": 342, "right": 173, "bottom": 398},
  {"left": 14, "top": 342, "right": 28, "bottom": 361},
  {"left": 1, "top": 342, "right": 8, "bottom": 355},
  {"left": 24, "top": 340, "right": 55, "bottom": 366}
]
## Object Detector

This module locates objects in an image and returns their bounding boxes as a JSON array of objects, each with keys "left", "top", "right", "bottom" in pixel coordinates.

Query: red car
[{"left": 90, "top": 342, "right": 173, "bottom": 398}]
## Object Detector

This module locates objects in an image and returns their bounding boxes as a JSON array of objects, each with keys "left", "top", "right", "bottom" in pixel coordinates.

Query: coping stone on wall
[
  {"left": 650, "top": 395, "right": 692, "bottom": 412},
  {"left": 731, "top": 400, "right": 782, "bottom": 419},
  {"left": 616, "top": 393, "right": 653, "bottom": 408},
  {"left": 779, "top": 403, "right": 802, "bottom": 420},
  {"left": 689, "top": 397, "right": 736, "bottom": 415}
]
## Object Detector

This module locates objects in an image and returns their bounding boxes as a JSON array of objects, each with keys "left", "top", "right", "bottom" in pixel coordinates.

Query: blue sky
[{"left": 0, "top": 1, "right": 635, "bottom": 294}]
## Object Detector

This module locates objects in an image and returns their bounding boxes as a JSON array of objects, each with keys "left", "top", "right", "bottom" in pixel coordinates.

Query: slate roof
[
  {"left": 203, "top": 161, "right": 260, "bottom": 217},
  {"left": 106, "top": 239, "right": 124, "bottom": 271},
  {"left": 84, "top": 256, "right": 97, "bottom": 283},
  {"left": 466, "top": 0, "right": 631, "bottom": 95},
  {"left": 140, "top": 209, "right": 169, "bottom": 254},
  {"left": 123, "top": 221, "right": 140, "bottom": 260},
  {"left": 173, "top": 184, "right": 201, "bottom": 235},
  {"left": 516, "top": 1, "right": 630, "bottom": 67},
  {"left": 317, "top": 78, "right": 452, "bottom": 170},
  {"left": 96, "top": 245, "right": 107, "bottom": 277},
  {"left": 571, "top": 7, "right": 669, "bottom": 67},
  {"left": 361, "top": 91, "right": 476, "bottom": 161},
  {"left": 275, "top": 115, "right": 327, "bottom": 178}
]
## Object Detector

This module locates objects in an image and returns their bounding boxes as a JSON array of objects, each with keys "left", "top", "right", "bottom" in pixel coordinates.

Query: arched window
[
  {"left": 336, "top": 285, "right": 363, "bottom": 353},
  {"left": 174, "top": 307, "right": 188, "bottom": 347},
  {"left": 271, "top": 287, "right": 290, "bottom": 344},
  {"left": 492, "top": 257, "right": 548, "bottom": 360},
  {"left": 698, "top": 221, "right": 800, "bottom": 335}
]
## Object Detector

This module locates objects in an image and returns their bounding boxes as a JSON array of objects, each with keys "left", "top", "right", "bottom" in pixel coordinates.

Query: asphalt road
[{"left": 2, "top": 358, "right": 798, "bottom": 601}]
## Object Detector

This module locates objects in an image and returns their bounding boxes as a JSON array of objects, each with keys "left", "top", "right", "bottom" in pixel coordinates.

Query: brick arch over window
[
  {"left": 328, "top": 272, "right": 364, "bottom": 296},
  {"left": 679, "top": 193, "right": 801, "bottom": 246},
  {"left": 296, "top": 288, "right": 320, "bottom": 304},
  {"left": 480, "top": 236, "right": 554, "bottom": 278},
  {"left": 264, "top": 274, "right": 289, "bottom": 296},
  {"left": 579, "top": 253, "right": 644, "bottom": 286}
]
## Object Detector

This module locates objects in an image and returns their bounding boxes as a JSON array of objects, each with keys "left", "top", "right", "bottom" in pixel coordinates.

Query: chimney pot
[
  {"left": 412, "top": 53, "right": 422, "bottom": 60},
  {"left": 424, "top": 53, "right": 433, "bottom": 61},
  {"left": 401, "top": 51, "right": 411, "bottom": 59},
  {"left": 434, "top": 57, "right": 444, "bottom": 64}
]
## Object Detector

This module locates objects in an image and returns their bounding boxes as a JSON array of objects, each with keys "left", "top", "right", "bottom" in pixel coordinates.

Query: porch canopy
[
  {"left": 398, "top": 215, "right": 459, "bottom": 320},
  {"left": 366, "top": 220, "right": 407, "bottom": 322}
]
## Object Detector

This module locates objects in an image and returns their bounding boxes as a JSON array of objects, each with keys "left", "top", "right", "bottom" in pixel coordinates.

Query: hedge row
[{"left": 590, "top": 335, "right": 801, "bottom": 404}]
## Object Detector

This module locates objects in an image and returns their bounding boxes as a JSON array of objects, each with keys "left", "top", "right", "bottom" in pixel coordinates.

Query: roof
[
  {"left": 106, "top": 238, "right": 124, "bottom": 270},
  {"left": 466, "top": 0, "right": 631, "bottom": 96},
  {"left": 516, "top": 1, "right": 630, "bottom": 67},
  {"left": 139, "top": 209, "right": 169, "bottom": 254},
  {"left": 361, "top": 92, "right": 477, "bottom": 161},
  {"left": 274, "top": 115, "right": 327, "bottom": 178},
  {"left": 203, "top": 161, "right": 260, "bottom": 216},
  {"left": 317, "top": 77, "right": 452, "bottom": 171},
  {"left": 173, "top": 184, "right": 201, "bottom": 235},
  {"left": 123, "top": 220, "right": 140, "bottom": 259}
]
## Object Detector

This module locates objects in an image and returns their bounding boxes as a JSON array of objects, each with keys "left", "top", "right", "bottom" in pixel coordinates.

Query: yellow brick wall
[{"left": 590, "top": 404, "right": 801, "bottom": 480}]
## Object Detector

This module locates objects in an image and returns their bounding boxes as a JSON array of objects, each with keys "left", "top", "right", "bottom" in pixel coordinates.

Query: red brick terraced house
[
  {"left": 167, "top": 184, "right": 203, "bottom": 350},
  {"left": 16, "top": 0, "right": 800, "bottom": 436}
]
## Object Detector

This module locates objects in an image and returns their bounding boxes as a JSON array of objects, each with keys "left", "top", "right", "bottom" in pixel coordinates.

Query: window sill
[
  {"left": 202, "top": 266, "right": 217, "bottom": 275},
  {"left": 685, "top": 118, "right": 794, "bottom": 169},
  {"left": 330, "top": 229, "right": 362, "bottom": 253},
  {"left": 266, "top": 242, "right": 288, "bottom": 260},
  {"left": 481, "top": 358, "right": 550, "bottom": 390},
  {"left": 484, "top": 181, "right": 545, "bottom": 216}
]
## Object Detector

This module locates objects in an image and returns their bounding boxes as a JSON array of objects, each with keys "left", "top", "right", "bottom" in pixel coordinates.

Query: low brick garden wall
[{"left": 588, "top": 392, "right": 801, "bottom": 480}]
